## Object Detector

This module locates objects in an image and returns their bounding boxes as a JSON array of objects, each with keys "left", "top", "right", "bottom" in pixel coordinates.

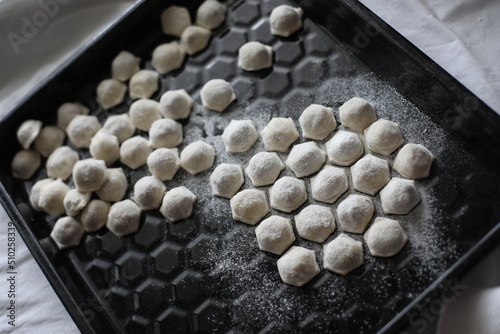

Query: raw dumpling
[
  {"left": 161, "top": 5, "right": 191, "bottom": 37},
  {"left": 221, "top": 120, "right": 259, "bottom": 153},
  {"left": 338, "top": 97, "right": 377, "bottom": 132},
  {"left": 180, "top": 26, "right": 211, "bottom": 56},
  {"left": 107, "top": 199, "right": 141, "bottom": 238},
  {"left": 17, "top": 119, "right": 42, "bottom": 149},
  {"left": 30, "top": 178, "right": 54, "bottom": 211},
  {"left": 336, "top": 194, "right": 374, "bottom": 234},
  {"left": 261, "top": 117, "right": 299, "bottom": 152},
  {"left": 149, "top": 118, "right": 183, "bottom": 148},
  {"left": 364, "top": 119, "right": 404, "bottom": 155},
  {"left": 294, "top": 205, "right": 336, "bottom": 243},
  {"left": 196, "top": 0, "right": 226, "bottom": 30},
  {"left": 96, "top": 168, "right": 128, "bottom": 202},
  {"left": 277, "top": 246, "right": 320, "bottom": 287},
  {"left": 111, "top": 51, "right": 140, "bottom": 82},
  {"left": 230, "top": 189, "right": 270, "bottom": 225},
  {"left": 147, "top": 148, "right": 181, "bottom": 181},
  {"left": 160, "top": 186, "right": 197, "bottom": 222},
  {"left": 133, "top": 176, "right": 167, "bottom": 211},
  {"left": 33, "top": 126, "right": 66, "bottom": 157},
  {"left": 129, "top": 99, "right": 162, "bottom": 131},
  {"left": 269, "top": 176, "right": 307, "bottom": 213},
  {"left": 255, "top": 216, "right": 295, "bottom": 255},
  {"left": 159, "top": 89, "right": 194, "bottom": 120},
  {"left": 63, "top": 189, "right": 91, "bottom": 217},
  {"left": 73, "top": 159, "right": 107, "bottom": 193},
  {"left": 102, "top": 114, "right": 136, "bottom": 143},
  {"left": 210, "top": 163, "right": 244, "bottom": 199},
  {"left": 325, "top": 130, "right": 364, "bottom": 166},
  {"left": 50, "top": 216, "right": 85, "bottom": 249},
  {"left": 11, "top": 150, "right": 41, "bottom": 180},
  {"left": 380, "top": 178, "right": 421, "bottom": 215},
  {"left": 46, "top": 146, "right": 79, "bottom": 180},
  {"left": 286, "top": 141, "right": 326, "bottom": 178},
  {"left": 245, "top": 152, "right": 284, "bottom": 187},
  {"left": 57, "top": 102, "right": 89, "bottom": 130},
  {"left": 323, "top": 233, "right": 364, "bottom": 275},
  {"left": 364, "top": 217, "right": 408, "bottom": 257},
  {"left": 96, "top": 78, "right": 127, "bottom": 109},
  {"left": 200, "top": 79, "right": 236, "bottom": 112},
  {"left": 119, "top": 136, "right": 152, "bottom": 169},
  {"left": 89, "top": 131, "right": 120, "bottom": 166},
  {"left": 66, "top": 115, "right": 101, "bottom": 148},
  {"left": 152, "top": 42, "right": 186, "bottom": 74},
  {"left": 38, "top": 179, "right": 70, "bottom": 216},
  {"left": 238, "top": 41, "right": 273, "bottom": 71},
  {"left": 351, "top": 154, "right": 390, "bottom": 196},
  {"left": 180, "top": 140, "right": 215, "bottom": 175},
  {"left": 310, "top": 165, "right": 348, "bottom": 204},
  {"left": 269, "top": 5, "right": 303, "bottom": 37},
  {"left": 393, "top": 143, "right": 435, "bottom": 180},
  {"left": 80, "top": 199, "right": 110, "bottom": 232},
  {"left": 298, "top": 104, "right": 337, "bottom": 140},
  {"left": 129, "top": 70, "right": 159, "bottom": 99}
]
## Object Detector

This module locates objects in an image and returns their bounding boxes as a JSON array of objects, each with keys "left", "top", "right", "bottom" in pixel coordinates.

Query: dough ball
[
  {"left": 50, "top": 216, "right": 85, "bottom": 249},
  {"left": 96, "top": 78, "right": 127, "bottom": 109},
  {"left": 73, "top": 159, "right": 107, "bottom": 193},
  {"left": 325, "top": 130, "right": 363, "bottom": 166},
  {"left": 57, "top": 102, "right": 89, "bottom": 130},
  {"left": 96, "top": 168, "right": 128, "bottom": 202},
  {"left": 269, "top": 176, "right": 307, "bottom": 213},
  {"left": 159, "top": 89, "right": 194, "bottom": 120},
  {"left": 89, "top": 131, "right": 120, "bottom": 166},
  {"left": 299, "top": 104, "right": 337, "bottom": 140},
  {"left": 295, "top": 205, "right": 336, "bottom": 243},
  {"left": 323, "top": 233, "right": 364, "bottom": 275},
  {"left": 38, "top": 179, "right": 70, "bottom": 216},
  {"left": 238, "top": 41, "right": 274, "bottom": 71},
  {"left": 270, "top": 5, "right": 303, "bottom": 37},
  {"left": 133, "top": 176, "right": 167, "bottom": 211},
  {"left": 34, "top": 126, "right": 66, "bottom": 157},
  {"left": 200, "top": 79, "right": 236, "bottom": 112},
  {"left": 160, "top": 186, "right": 197, "bottom": 222},
  {"left": 393, "top": 143, "right": 435, "bottom": 180},
  {"left": 11, "top": 150, "right": 41, "bottom": 180},
  {"left": 196, "top": 0, "right": 227, "bottom": 30},
  {"left": 161, "top": 5, "right": 191, "bottom": 37},
  {"left": 81, "top": 199, "right": 110, "bottom": 233},
  {"left": 286, "top": 141, "right": 326, "bottom": 178},
  {"left": 63, "top": 189, "right": 91, "bottom": 217},
  {"left": 277, "top": 246, "right": 320, "bottom": 287},
  {"left": 339, "top": 97, "right": 377, "bottom": 132},
  {"left": 255, "top": 216, "right": 295, "bottom": 255},
  {"left": 119, "top": 136, "right": 152, "bottom": 169},
  {"left": 337, "top": 194, "right": 374, "bottom": 234},
  {"left": 230, "top": 189, "right": 270, "bottom": 225},
  {"left": 30, "top": 178, "right": 55, "bottom": 211},
  {"left": 111, "top": 50, "right": 140, "bottom": 82},
  {"left": 364, "top": 119, "right": 404, "bottom": 155},
  {"left": 222, "top": 120, "right": 259, "bottom": 153},
  {"left": 261, "top": 117, "right": 299, "bottom": 152},
  {"left": 129, "top": 70, "right": 159, "bottom": 99},
  {"left": 107, "top": 199, "right": 141, "bottom": 238},
  {"left": 46, "top": 146, "right": 79, "bottom": 180},
  {"left": 310, "top": 165, "right": 348, "bottom": 204},
  {"left": 180, "top": 140, "right": 215, "bottom": 175},
  {"left": 67, "top": 115, "right": 101, "bottom": 148},
  {"left": 102, "top": 114, "right": 136, "bottom": 144},
  {"left": 351, "top": 154, "right": 390, "bottom": 196},
  {"left": 152, "top": 42, "right": 186, "bottom": 74},
  {"left": 245, "top": 152, "right": 284, "bottom": 187},
  {"left": 129, "top": 98, "right": 162, "bottom": 131},
  {"left": 149, "top": 118, "right": 183, "bottom": 149},
  {"left": 17, "top": 119, "right": 42, "bottom": 149},
  {"left": 147, "top": 148, "right": 181, "bottom": 181},
  {"left": 180, "top": 26, "right": 211, "bottom": 56},
  {"left": 380, "top": 178, "right": 421, "bottom": 215},
  {"left": 364, "top": 217, "right": 408, "bottom": 257},
  {"left": 210, "top": 163, "right": 244, "bottom": 199}
]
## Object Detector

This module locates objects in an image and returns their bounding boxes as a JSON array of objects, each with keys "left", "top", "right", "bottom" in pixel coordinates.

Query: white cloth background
[{"left": 0, "top": 0, "right": 499, "bottom": 333}]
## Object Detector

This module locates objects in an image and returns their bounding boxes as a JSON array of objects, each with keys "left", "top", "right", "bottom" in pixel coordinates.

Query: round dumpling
[
  {"left": 323, "top": 234, "right": 364, "bottom": 275},
  {"left": 111, "top": 51, "right": 140, "bottom": 82},
  {"left": 119, "top": 136, "right": 152, "bottom": 169},
  {"left": 152, "top": 42, "right": 186, "bottom": 74},
  {"left": 30, "top": 178, "right": 55, "bottom": 211},
  {"left": 149, "top": 118, "right": 183, "bottom": 148},
  {"left": 221, "top": 120, "right": 259, "bottom": 153},
  {"left": 96, "top": 78, "right": 127, "bottom": 109},
  {"left": 63, "top": 189, "right": 91, "bottom": 217},
  {"left": 159, "top": 89, "right": 194, "bottom": 120},
  {"left": 129, "top": 99, "right": 162, "bottom": 131},
  {"left": 364, "top": 217, "right": 408, "bottom": 257},
  {"left": 180, "top": 26, "right": 211, "bottom": 56},
  {"left": 34, "top": 126, "right": 66, "bottom": 157},
  {"left": 286, "top": 142, "right": 326, "bottom": 178},
  {"left": 299, "top": 104, "right": 337, "bottom": 140},
  {"left": 11, "top": 150, "right": 41, "bottom": 180},
  {"left": 89, "top": 131, "right": 120, "bottom": 166},
  {"left": 261, "top": 117, "right": 299, "bottom": 152},
  {"left": 96, "top": 168, "right": 128, "bottom": 202},
  {"left": 57, "top": 102, "right": 89, "bottom": 130},
  {"left": 133, "top": 176, "right": 167, "bottom": 211},
  {"left": 50, "top": 216, "right": 85, "bottom": 249},
  {"left": 277, "top": 246, "right": 320, "bottom": 287},
  {"left": 129, "top": 70, "right": 159, "bottom": 99},
  {"left": 393, "top": 143, "right": 435, "bottom": 179},
  {"left": 351, "top": 154, "right": 390, "bottom": 196},
  {"left": 196, "top": 0, "right": 227, "bottom": 30},
  {"left": 294, "top": 205, "right": 336, "bottom": 243},
  {"left": 67, "top": 115, "right": 101, "bottom": 148},
  {"left": 38, "top": 179, "right": 70, "bottom": 216},
  {"left": 238, "top": 41, "right": 273, "bottom": 71},
  {"left": 107, "top": 199, "right": 141, "bottom": 238},
  {"left": 81, "top": 199, "right": 110, "bottom": 232},
  {"left": 230, "top": 189, "right": 270, "bottom": 225},
  {"left": 17, "top": 119, "right": 42, "bottom": 149},
  {"left": 269, "top": 5, "right": 303, "bottom": 37},
  {"left": 200, "top": 79, "right": 236, "bottom": 112},
  {"left": 364, "top": 119, "right": 404, "bottom": 155},
  {"left": 210, "top": 163, "right": 244, "bottom": 199},
  {"left": 338, "top": 97, "right": 377, "bottom": 132},
  {"left": 102, "top": 114, "right": 136, "bottom": 144},
  {"left": 337, "top": 194, "right": 374, "bottom": 234},
  {"left": 46, "top": 146, "right": 79, "bottom": 180},
  {"left": 325, "top": 130, "right": 364, "bottom": 166},
  {"left": 147, "top": 148, "right": 181, "bottom": 181},
  {"left": 180, "top": 141, "right": 215, "bottom": 175},
  {"left": 245, "top": 152, "right": 284, "bottom": 187},
  {"left": 255, "top": 216, "right": 295, "bottom": 255},
  {"left": 310, "top": 165, "right": 348, "bottom": 204},
  {"left": 161, "top": 5, "right": 191, "bottom": 37},
  {"left": 380, "top": 178, "right": 421, "bottom": 215},
  {"left": 269, "top": 176, "right": 307, "bottom": 213},
  {"left": 73, "top": 159, "right": 107, "bottom": 193},
  {"left": 160, "top": 186, "right": 197, "bottom": 222}
]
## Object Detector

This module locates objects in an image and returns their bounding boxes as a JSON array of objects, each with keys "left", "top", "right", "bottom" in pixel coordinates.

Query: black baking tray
[{"left": 1, "top": 0, "right": 500, "bottom": 333}]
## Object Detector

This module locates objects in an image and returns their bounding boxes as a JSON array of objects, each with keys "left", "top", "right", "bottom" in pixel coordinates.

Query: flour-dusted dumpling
[
  {"left": 57, "top": 102, "right": 89, "bottom": 130},
  {"left": 180, "top": 26, "right": 211, "bottom": 56},
  {"left": 364, "top": 119, "right": 404, "bottom": 156},
  {"left": 277, "top": 246, "right": 320, "bottom": 287},
  {"left": 11, "top": 150, "right": 41, "bottom": 180},
  {"left": 102, "top": 114, "right": 136, "bottom": 144},
  {"left": 393, "top": 143, "right": 435, "bottom": 180},
  {"left": 325, "top": 130, "right": 364, "bottom": 166},
  {"left": 339, "top": 97, "right": 377, "bottom": 132},
  {"left": 67, "top": 115, "right": 101, "bottom": 148},
  {"left": 46, "top": 146, "right": 79, "bottom": 180},
  {"left": 147, "top": 148, "right": 181, "bottom": 181},
  {"left": 160, "top": 186, "right": 197, "bottom": 222},
  {"left": 364, "top": 217, "right": 408, "bottom": 257},
  {"left": 238, "top": 41, "right": 274, "bottom": 71},
  {"left": 159, "top": 89, "right": 194, "bottom": 120},
  {"left": 30, "top": 178, "right": 55, "bottom": 211},
  {"left": 96, "top": 168, "right": 128, "bottom": 202},
  {"left": 133, "top": 177, "right": 167, "bottom": 211},
  {"left": 255, "top": 216, "right": 295, "bottom": 255},
  {"left": 295, "top": 205, "right": 336, "bottom": 243},
  {"left": 337, "top": 194, "right": 374, "bottom": 234},
  {"left": 161, "top": 5, "right": 191, "bottom": 37},
  {"left": 129, "top": 99, "right": 162, "bottom": 131},
  {"left": 196, "top": 0, "right": 226, "bottom": 29},
  {"left": 230, "top": 189, "right": 270, "bottom": 225},
  {"left": 180, "top": 140, "right": 215, "bottom": 175},
  {"left": 270, "top": 5, "right": 303, "bottom": 37},
  {"left": 96, "top": 78, "right": 127, "bottom": 109},
  {"left": 89, "top": 131, "right": 120, "bottom": 166},
  {"left": 261, "top": 117, "right": 299, "bottom": 152},
  {"left": 210, "top": 163, "right": 244, "bottom": 199},
  {"left": 107, "top": 199, "right": 141, "bottom": 238},
  {"left": 129, "top": 70, "right": 159, "bottom": 99},
  {"left": 299, "top": 104, "right": 337, "bottom": 140},
  {"left": 119, "top": 136, "right": 152, "bottom": 169},
  {"left": 380, "top": 178, "right": 421, "bottom": 215},
  {"left": 152, "top": 42, "right": 186, "bottom": 74},
  {"left": 310, "top": 165, "right": 348, "bottom": 204},
  {"left": 286, "top": 142, "right": 326, "bottom": 178},
  {"left": 34, "top": 126, "right": 66, "bottom": 157},
  {"left": 200, "top": 79, "right": 236, "bottom": 112},
  {"left": 50, "top": 216, "right": 85, "bottom": 249},
  {"left": 149, "top": 119, "right": 183, "bottom": 149},
  {"left": 111, "top": 51, "right": 140, "bottom": 82},
  {"left": 245, "top": 152, "right": 284, "bottom": 187},
  {"left": 323, "top": 233, "right": 364, "bottom": 275},
  {"left": 222, "top": 120, "right": 259, "bottom": 153},
  {"left": 38, "top": 179, "right": 70, "bottom": 216},
  {"left": 63, "top": 189, "right": 91, "bottom": 217},
  {"left": 17, "top": 119, "right": 42, "bottom": 149},
  {"left": 351, "top": 154, "right": 390, "bottom": 196},
  {"left": 81, "top": 199, "right": 110, "bottom": 233},
  {"left": 73, "top": 159, "right": 107, "bottom": 193},
  {"left": 270, "top": 176, "right": 307, "bottom": 213}
]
